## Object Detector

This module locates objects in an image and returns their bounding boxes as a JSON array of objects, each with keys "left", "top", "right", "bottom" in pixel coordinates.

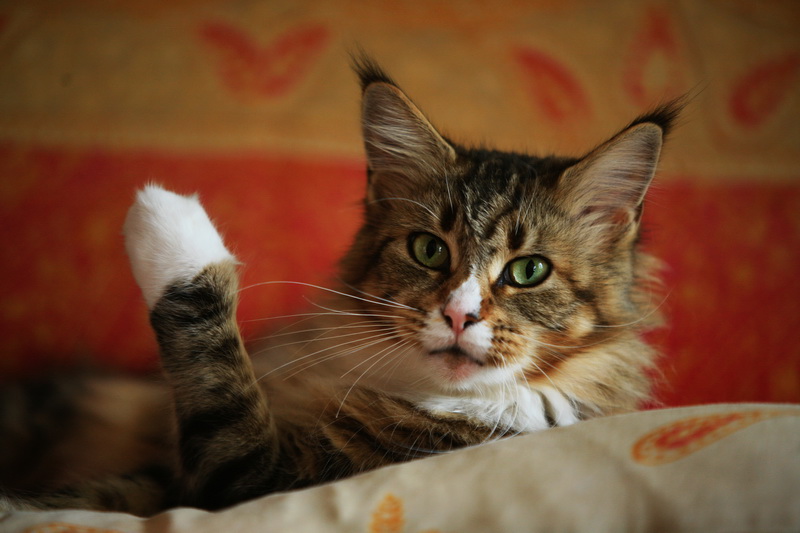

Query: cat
[{"left": 0, "top": 56, "right": 678, "bottom": 516}]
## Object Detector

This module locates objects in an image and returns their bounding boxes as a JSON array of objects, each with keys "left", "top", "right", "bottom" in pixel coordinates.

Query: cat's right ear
[
  {"left": 555, "top": 98, "right": 683, "bottom": 244},
  {"left": 356, "top": 59, "right": 456, "bottom": 200}
]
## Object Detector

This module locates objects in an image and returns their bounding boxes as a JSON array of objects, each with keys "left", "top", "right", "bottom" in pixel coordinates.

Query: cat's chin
[{"left": 428, "top": 347, "right": 486, "bottom": 384}]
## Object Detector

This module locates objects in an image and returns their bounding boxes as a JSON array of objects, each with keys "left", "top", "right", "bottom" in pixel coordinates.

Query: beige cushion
[{"left": 4, "top": 403, "right": 799, "bottom": 532}]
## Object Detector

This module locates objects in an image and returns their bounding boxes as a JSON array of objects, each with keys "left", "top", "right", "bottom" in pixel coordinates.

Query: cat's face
[{"left": 341, "top": 59, "right": 673, "bottom": 393}]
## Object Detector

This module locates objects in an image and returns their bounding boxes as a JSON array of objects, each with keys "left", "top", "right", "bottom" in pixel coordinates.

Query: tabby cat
[{"left": 0, "top": 57, "right": 678, "bottom": 516}]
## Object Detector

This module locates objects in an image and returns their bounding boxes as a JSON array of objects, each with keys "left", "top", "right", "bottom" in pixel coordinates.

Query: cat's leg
[
  {"left": 0, "top": 377, "right": 172, "bottom": 515},
  {"left": 124, "top": 186, "right": 281, "bottom": 509},
  {"left": 0, "top": 471, "right": 171, "bottom": 515}
]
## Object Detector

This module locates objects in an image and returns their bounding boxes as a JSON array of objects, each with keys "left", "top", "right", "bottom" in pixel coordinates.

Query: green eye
[
  {"left": 506, "top": 255, "right": 551, "bottom": 287},
  {"left": 410, "top": 233, "right": 449, "bottom": 270}
]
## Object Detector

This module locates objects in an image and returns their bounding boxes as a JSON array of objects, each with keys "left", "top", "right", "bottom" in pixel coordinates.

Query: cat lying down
[{"left": 0, "top": 56, "right": 678, "bottom": 515}]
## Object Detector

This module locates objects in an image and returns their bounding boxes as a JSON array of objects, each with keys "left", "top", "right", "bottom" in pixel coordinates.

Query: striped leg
[{"left": 124, "top": 186, "right": 279, "bottom": 509}]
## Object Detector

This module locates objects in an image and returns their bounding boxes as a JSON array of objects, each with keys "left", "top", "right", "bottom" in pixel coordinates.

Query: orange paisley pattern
[
  {"left": 632, "top": 409, "right": 800, "bottom": 465},
  {"left": 369, "top": 493, "right": 441, "bottom": 533}
]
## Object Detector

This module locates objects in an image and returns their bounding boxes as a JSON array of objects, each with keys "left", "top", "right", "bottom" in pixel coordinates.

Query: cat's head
[{"left": 342, "top": 57, "right": 678, "bottom": 409}]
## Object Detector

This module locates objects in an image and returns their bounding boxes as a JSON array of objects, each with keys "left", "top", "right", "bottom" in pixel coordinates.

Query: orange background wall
[{"left": 1, "top": 1, "right": 798, "bottom": 407}]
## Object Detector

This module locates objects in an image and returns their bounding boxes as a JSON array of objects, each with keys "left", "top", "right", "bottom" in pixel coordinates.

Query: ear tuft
[
  {"left": 351, "top": 52, "right": 397, "bottom": 93},
  {"left": 625, "top": 95, "right": 687, "bottom": 138}
]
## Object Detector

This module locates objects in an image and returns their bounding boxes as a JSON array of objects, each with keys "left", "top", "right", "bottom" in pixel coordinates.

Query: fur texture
[{"left": 0, "top": 57, "right": 679, "bottom": 515}]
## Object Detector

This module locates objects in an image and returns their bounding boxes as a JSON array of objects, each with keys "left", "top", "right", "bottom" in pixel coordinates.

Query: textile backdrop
[{"left": 0, "top": 0, "right": 798, "bottom": 407}]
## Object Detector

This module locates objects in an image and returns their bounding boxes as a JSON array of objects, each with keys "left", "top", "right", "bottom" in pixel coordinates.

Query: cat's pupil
[
  {"left": 525, "top": 260, "right": 535, "bottom": 279},
  {"left": 425, "top": 239, "right": 437, "bottom": 259}
]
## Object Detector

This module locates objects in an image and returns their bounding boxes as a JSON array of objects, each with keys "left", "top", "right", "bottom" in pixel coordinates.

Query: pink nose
[{"left": 442, "top": 306, "right": 480, "bottom": 335}]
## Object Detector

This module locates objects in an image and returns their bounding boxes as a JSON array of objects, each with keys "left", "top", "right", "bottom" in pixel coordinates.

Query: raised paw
[{"left": 123, "top": 185, "right": 235, "bottom": 308}]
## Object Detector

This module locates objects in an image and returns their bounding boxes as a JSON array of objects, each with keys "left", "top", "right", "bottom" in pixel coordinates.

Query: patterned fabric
[
  {"left": 0, "top": 1, "right": 798, "bottom": 406},
  {"left": 4, "top": 404, "right": 800, "bottom": 531}
]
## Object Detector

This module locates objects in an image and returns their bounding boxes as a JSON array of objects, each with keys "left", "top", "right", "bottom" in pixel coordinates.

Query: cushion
[{"left": 4, "top": 403, "right": 799, "bottom": 532}]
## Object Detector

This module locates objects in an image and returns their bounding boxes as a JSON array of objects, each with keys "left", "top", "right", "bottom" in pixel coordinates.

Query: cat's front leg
[{"left": 124, "top": 185, "right": 281, "bottom": 509}]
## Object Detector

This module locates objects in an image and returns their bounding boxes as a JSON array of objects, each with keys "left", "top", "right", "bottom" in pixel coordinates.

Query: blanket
[{"left": 3, "top": 403, "right": 799, "bottom": 532}]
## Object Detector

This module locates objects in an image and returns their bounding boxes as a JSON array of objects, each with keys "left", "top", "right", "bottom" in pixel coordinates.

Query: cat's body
[{"left": 0, "top": 58, "right": 676, "bottom": 516}]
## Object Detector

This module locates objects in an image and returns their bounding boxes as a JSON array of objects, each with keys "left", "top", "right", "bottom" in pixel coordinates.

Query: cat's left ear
[
  {"left": 361, "top": 83, "right": 456, "bottom": 173},
  {"left": 355, "top": 57, "right": 457, "bottom": 201},
  {"left": 559, "top": 120, "right": 666, "bottom": 235}
]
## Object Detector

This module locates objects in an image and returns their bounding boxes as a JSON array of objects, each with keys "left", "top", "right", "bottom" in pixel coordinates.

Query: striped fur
[{"left": 0, "top": 57, "right": 679, "bottom": 515}]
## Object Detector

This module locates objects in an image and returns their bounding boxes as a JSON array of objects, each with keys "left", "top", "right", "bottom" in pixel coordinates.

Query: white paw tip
[{"left": 123, "top": 184, "right": 234, "bottom": 308}]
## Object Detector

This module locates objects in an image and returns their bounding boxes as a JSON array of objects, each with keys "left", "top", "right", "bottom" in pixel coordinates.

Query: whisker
[
  {"left": 242, "top": 311, "right": 356, "bottom": 323},
  {"left": 334, "top": 279, "right": 422, "bottom": 312},
  {"left": 370, "top": 341, "right": 418, "bottom": 383},
  {"left": 248, "top": 311, "right": 402, "bottom": 343},
  {"left": 518, "top": 331, "right": 624, "bottom": 352},
  {"left": 253, "top": 324, "right": 399, "bottom": 356},
  {"left": 248, "top": 311, "right": 397, "bottom": 349},
  {"left": 255, "top": 328, "right": 407, "bottom": 380},
  {"left": 243, "top": 310, "right": 400, "bottom": 326},
  {"left": 255, "top": 319, "right": 389, "bottom": 340},
  {"left": 593, "top": 287, "right": 672, "bottom": 329},
  {"left": 522, "top": 355, "right": 563, "bottom": 395},
  {"left": 514, "top": 188, "right": 536, "bottom": 233},
  {"left": 367, "top": 197, "right": 439, "bottom": 221},
  {"left": 445, "top": 175, "right": 453, "bottom": 211},
  {"left": 237, "top": 280, "right": 417, "bottom": 311},
  {"left": 340, "top": 336, "right": 414, "bottom": 379},
  {"left": 278, "top": 329, "right": 415, "bottom": 381},
  {"left": 302, "top": 298, "right": 409, "bottom": 319},
  {"left": 336, "top": 338, "right": 416, "bottom": 418}
]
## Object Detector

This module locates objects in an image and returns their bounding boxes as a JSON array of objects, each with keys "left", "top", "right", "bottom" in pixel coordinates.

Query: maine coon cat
[{"left": 0, "top": 57, "right": 678, "bottom": 516}]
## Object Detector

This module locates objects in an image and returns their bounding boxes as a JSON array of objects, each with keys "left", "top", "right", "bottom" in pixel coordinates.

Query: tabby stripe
[
  {"left": 313, "top": 434, "right": 356, "bottom": 483},
  {"left": 192, "top": 334, "right": 244, "bottom": 365},
  {"left": 157, "top": 289, "right": 229, "bottom": 325},
  {"left": 507, "top": 224, "right": 526, "bottom": 251},
  {"left": 196, "top": 445, "right": 276, "bottom": 509},
  {"left": 538, "top": 393, "right": 558, "bottom": 428},
  {"left": 480, "top": 204, "right": 517, "bottom": 241},
  {"left": 439, "top": 202, "right": 458, "bottom": 233},
  {"left": 178, "top": 406, "right": 251, "bottom": 470},
  {"left": 566, "top": 279, "right": 608, "bottom": 329},
  {"left": 329, "top": 423, "right": 412, "bottom": 468},
  {"left": 345, "top": 234, "right": 394, "bottom": 285}
]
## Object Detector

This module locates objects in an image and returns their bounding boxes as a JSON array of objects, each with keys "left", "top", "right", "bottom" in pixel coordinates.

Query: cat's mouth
[{"left": 429, "top": 345, "right": 485, "bottom": 367}]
